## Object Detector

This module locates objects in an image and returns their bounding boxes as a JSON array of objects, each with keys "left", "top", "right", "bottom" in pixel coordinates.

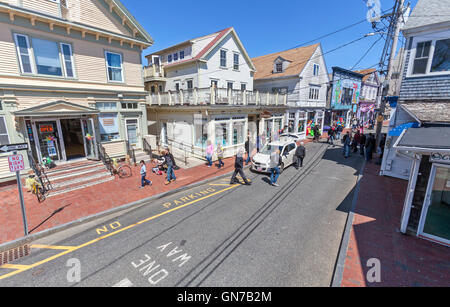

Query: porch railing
[
  {"left": 147, "top": 87, "right": 288, "bottom": 107},
  {"left": 143, "top": 138, "right": 153, "bottom": 161},
  {"left": 125, "top": 140, "right": 136, "bottom": 165}
]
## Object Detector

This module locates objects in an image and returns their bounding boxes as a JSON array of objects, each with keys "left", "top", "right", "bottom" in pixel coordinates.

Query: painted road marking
[
  {"left": 96, "top": 221, "right": 122, "bottom": 235},
  {"left": 1, "top": 264, "right": 32, "bottom": 270},
  {"left": 31, "top": 245, "right": 77, "bottom": 251},
  {"left": 112, "top": 278, "right": 133, "bottom": 287},
  {"left": 0, "top": 184, "right": 239, "bottom": 281}
]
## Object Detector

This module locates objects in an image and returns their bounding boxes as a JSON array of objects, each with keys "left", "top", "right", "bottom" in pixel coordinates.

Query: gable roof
[
  {"left": 354, "top": 68, "right": 378, "bottom": 83},
  {"left": 111, "top": 0, "right": 154, "bottom": 44},
  {"left": 146, "top": 27, "right": 256, "bottom": 71},
  {"left": 402, "top": 0, "right": 450, "bottom": 32},
  {"left": 13, "top": 101, "right": 99, "bottom": 117},
  {"left": 252, "top": 43, "right": 320, "bottom": 80}
]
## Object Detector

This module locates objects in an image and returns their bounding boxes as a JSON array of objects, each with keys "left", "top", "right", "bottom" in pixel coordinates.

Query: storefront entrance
[
  {"left": 419, "top": 164, "right": 450, "bottom": 244},
  {"left": 32, "top": 117, "right": 97, "bottom": 163}
]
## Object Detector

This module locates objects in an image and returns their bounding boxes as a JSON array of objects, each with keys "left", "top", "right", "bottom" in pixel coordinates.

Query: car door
[{"left": 287, "top": 143, "right": 296, "bottom": 166}]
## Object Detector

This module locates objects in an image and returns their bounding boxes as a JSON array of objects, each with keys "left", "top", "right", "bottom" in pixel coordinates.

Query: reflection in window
[
  {"left": 32, "top": 38, "right": 63, "bottom": 76},
  {"left": 431, "top": 39, "right": 450, "bottom": 73},
  {"left": 233, "top": 121, "right": 245, "bottom": 145},
  {"left": 215, "top": 122, "right": 229, "bottom": 147},
  {"left": 0, "top": 116, "right": 9, "bottom": 145}
]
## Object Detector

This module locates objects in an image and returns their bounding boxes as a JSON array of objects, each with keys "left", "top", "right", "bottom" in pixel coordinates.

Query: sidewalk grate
[{"left": 0, "top": 245, "right": 30, "bottom": 265}]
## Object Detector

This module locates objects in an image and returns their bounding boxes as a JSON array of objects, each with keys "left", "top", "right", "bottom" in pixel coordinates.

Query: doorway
[
  {"left": 60, "top": 119, "right": 85, "bottom": 160},
  {"left": 126, "top": 118, "right": 139, "bottom": 147}
]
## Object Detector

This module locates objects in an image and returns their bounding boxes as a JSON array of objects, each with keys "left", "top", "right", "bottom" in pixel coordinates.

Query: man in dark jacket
[
  {"left": 294, "top": 141, "right": 306, "bottom": 169},
  {"left": 230, "top": 148, "right": 251, "bottom": 185},
  {"left": 365, "top": 133, "right": 374, "bottom": 162},
  {"left": 360, "top": 133, "right": 366, "bottom": 156}
]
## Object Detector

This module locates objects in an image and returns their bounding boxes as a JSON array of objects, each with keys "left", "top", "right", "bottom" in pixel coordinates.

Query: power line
[{"left": 351, "top": 35, "right": 386, "bottom": 70}]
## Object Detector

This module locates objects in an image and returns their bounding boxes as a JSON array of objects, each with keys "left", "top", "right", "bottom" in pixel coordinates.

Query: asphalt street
[{"left": 0, "top": 140, "right": 364, "bottom": 287}]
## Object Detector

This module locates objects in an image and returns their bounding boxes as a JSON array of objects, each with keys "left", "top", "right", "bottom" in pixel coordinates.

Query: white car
[
  {"left": 252, "top": 139, "right": 298, "bottom": 173},
  {"left": 279, "top": 133, "right": 301, "bottom": 140}
]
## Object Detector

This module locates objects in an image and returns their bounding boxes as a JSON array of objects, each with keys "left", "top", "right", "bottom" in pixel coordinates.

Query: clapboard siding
[
  {"left": 0, "top": 23, "right": 143, "bottom": 87},
  {"left": 399, "top": 75, "right": 450, "bottom": 102},
  {"left": 103, "top": 140, "right": 126, "bottom": 157},
  {"left": 20, "top": 0, "right": 60, "bottom": 17},
  {"left": 0, "top": 156, "right": 10, "bottom": 174}
]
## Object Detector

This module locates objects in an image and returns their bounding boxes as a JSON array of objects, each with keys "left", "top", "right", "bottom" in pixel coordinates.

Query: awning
[
  {"left": 393, "top": 126, "right": 450, "bottom": 154},
  {"left": 14, "top": 101, "right": 100, "bottom": 117}
]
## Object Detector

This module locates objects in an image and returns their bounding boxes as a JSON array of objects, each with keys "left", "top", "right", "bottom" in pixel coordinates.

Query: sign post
[{"left": 5, "top": 143, "right": 29, "bottom": 236}]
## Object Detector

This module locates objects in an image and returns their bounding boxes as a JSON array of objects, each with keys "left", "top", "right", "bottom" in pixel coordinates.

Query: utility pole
[{"left": 375, "top": 0, "right": 405, "bottom": 146}]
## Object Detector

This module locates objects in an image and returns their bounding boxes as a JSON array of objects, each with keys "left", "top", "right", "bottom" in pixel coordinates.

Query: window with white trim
[
  {"left": 220, "top": 50, "right": 227, "bottom": 68},
  {"left": 275, "top": 62, "right": 283, "bottom": 73},
  {"left": 14, "top": 34, "right": 34, "bottom": 74},
  {"left": 173, "top": 52, "right": 178, "bottom": 61},
  {"left": 180, "top": 50, "right": 185, "bottom": 60},
  {"left": 105, "top": 51, "right": 123, "bottom": 82},
  {"left": 431, "top": 38, "right": 450, "bottom": 73},
  {"left": 60, "top": 43, "right": 75, "bottom": 78},
  {"left": 313, "top": 64, "right": 320, "bottom": 76},
  {"left": 0, "top": 116, "right": 10, "bottom": 145},
  {"left": 309, "top": 87, "right": 320, "bottom": 100},
  {"left": 233, "top": 53, "right": 239, "bottom": 70},
  {"left": 413, "top": 41, "right": 431, "bottom": 75}
]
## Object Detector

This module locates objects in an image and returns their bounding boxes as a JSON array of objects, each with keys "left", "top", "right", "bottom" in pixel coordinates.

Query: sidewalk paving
[
  {"left": 0, "top": 157, "right": 238, "bottom": 245},
  {"left": 341, "top": 161, "right": 450, "bottom": 287}
]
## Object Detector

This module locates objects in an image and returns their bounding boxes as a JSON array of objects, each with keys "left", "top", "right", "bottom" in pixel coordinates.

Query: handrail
[
  {"left": 166, "top": 138, "right": 206, "bottom": 166},
  {"left": 97, "top": 143, "right": 114, "bottom": 176},
  {"left": 27, "top": 151, "right": 53, "bottom": 193},
  {"left": 125, "top": 140, "right": 136, "bottom": 165},
  {"left": 142, "top": 138, "right": 153, "bottom": 160}
]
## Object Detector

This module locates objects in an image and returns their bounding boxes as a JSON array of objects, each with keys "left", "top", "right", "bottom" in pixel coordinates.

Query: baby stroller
[{"left": 152, "top": 157, "right": 167, "bottom": 175}]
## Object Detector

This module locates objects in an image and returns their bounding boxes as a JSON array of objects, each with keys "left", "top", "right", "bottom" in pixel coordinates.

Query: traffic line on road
[
  {"left": 1, "top": 264, "right": 32, "bottom": 270},
  {"left": 112, "top": 278, "right": 133, "bottom": 287},
  {"left": 31, "top": 244, "right": 77, "bottom": 251},
  {"left": 0, "top": 184, "right": 239, "bottom": 281}
]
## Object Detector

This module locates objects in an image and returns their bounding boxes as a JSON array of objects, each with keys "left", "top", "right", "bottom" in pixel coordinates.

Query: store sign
[
  {"left": 260, "top": 111, "right": 272, "bottom": 119},
  {"left": 8, "top": 154, "right": 25, "bottom": 173},
  {"left": 430, "top": 153, "right": 450, "bottom": 164},
  {"left": 40, "top": 124, "right": 54, "bottom": 133}
]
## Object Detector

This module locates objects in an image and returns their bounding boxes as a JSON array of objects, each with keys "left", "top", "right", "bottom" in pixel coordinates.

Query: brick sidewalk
[
  {"left": 341, "top": 162, "right": 450, "bottom": 287},
  {"left": 0, "top": 157, "right": 239, "bottom": 245}
]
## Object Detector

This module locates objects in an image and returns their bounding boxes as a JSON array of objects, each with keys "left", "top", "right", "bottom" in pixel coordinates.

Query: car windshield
[{"left": 260, "top": 145, "right": 283, "bottom": 155}]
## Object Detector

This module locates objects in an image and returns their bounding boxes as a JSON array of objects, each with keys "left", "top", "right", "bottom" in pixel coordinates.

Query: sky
[{"left": 122, "top": 0, "right": 418, "bottom": 72}]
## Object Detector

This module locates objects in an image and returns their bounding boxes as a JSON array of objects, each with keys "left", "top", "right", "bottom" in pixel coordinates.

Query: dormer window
[{"left": 276, "top": 63, "right": 283, "bottom": 73}]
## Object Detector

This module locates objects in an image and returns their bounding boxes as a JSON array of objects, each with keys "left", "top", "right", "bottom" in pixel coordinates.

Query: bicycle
[
  {"left": 108, "top": 158, "right": 133, "bottom": 179},
  {"left": 29, "top": 175, "right": 46, "bottom": 203}
]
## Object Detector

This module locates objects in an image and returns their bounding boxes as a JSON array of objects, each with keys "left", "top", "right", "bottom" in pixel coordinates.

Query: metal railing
[
  {"left": 165, "top": 138, "right": 206, "bottom": 166},
  {"left": 125, "top": 140, "right": 136, "bottom": 165},
  {"left": 143, "top": 138, "right": 153, "bottom": 161},
  {"left": 27, "top": 151, "right": 53, "bottom": 193},
  {"left": 97, "top": 143, "right": 114, "bottom": 176}
]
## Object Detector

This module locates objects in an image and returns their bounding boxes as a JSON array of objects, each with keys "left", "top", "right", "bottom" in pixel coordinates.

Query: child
[
  {"left": 140, "top": 160, "right": 152, "bottom": 189},
  {"left": 217, "top": 144, "right": 224, "bottom": 169}
]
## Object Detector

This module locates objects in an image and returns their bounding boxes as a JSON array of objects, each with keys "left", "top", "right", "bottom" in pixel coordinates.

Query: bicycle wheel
[{"left": 118, "top": 165, "right": 132, "bottom": 178}]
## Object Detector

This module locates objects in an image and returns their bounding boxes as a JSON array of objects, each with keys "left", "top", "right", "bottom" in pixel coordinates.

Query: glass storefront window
[
  {"left": 194, "top": 117, "right": 208, "bottom": 148},
  {"left": 215, "top": 122, "right": 229, "bottom": 147},
  {"left": 99, "top": 114, "right": 120, "bottom": 142},
  {"left": 423, "top": 166, "right": 450, "bottom": 241},
  {"left": 233, "top": 121, "right": 245, "bottom": 145}
]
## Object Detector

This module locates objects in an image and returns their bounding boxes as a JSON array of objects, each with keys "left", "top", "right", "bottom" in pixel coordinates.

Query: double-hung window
[
  {"left": 180, "top": 50, "right": 185, "bottom": 60},
  {"left": 14, "top": 34, "right": 34, "bottom": 74},
  {"left": 14, "top": 33, "right": 75, "bottom": 78},
  {"left": 220, "top": 50, "right": 227, "bottom": 68},
  {"left": 168, "top": 54, "right": 172, "bottom": 63},
  {"left": 60, "top": 43, "right": 75, "bottom": 78},
  {"left": 173, "top": 52, "right": 178, "bottom": 61},
  {"left": 413, "top": 41, "right": 431, "bottom": 75},
  {"left": 105, "top": 51, "right": 123, "bottom": 82},
  {"left": 0, "top": 116, "right": 10, "bottom": 145},
  {"left": 431, "top": 39, "right": 450, "bottom": 73},
  {"left": 313, "top": 64, "right": 320, "bottom": 76},
  {"left": 233, "top": 53, "right": 239, "bottom": 70},
  {"left": 309, "top": 87, "right": 320, "bottom": 100}
]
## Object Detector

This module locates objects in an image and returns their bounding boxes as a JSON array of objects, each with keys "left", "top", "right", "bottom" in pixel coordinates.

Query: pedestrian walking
[
  {"left": 294, "top": 141, "right": 306, "bottom": 169},
  {"left": 206, "top": 140, "right": 214, "bottom": 167},
  {"left": 217, "top": 144, "right": 225, "bottom": 169},
  {"left": 353, "top": 131, "right": 361, "bottom": 153},
  {"left": 139, "top": 160, "right": 152, "bottom": 189},
  {"left": 245, "top": 138, "right": 251, "bottom": 165},
  {"left": 365, "top": 133, "right": 374, "bottom": 162},
  {"left": 269, "top": 149, "right": 282, "bottom": 187},
  {"left": 163, "top": 149, "right": 177, "bottom": 185},
  {"left": 343, "top": 132, "right": 352, "bottom": 158},
  {"left": 313, "top": 125, "right": 321, "bottom": 142},
  {"left": 359, "top": 133, "right": 366, "bottom": 156},
  {"left": 230, "top": 148, "right": 251, "bottom": 185},
  {"left": 327, "top": 128, "right": 335, "bottom": 144}
]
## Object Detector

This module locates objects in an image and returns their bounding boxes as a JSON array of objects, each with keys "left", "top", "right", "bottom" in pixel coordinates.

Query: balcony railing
[
  {"left": 143, "top": 65, "right": 165, "bottom": 80},
  {"left": 147, "top": 87, "right": 287, "bottom": 107}
]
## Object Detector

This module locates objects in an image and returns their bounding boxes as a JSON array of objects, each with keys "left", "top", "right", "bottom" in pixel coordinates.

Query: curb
[
  {"left": 331, "top": 159, "right": 367, "bottom": 287},
  {"left": 0, "top": 165, "right": 250, "bottom": 253}
]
